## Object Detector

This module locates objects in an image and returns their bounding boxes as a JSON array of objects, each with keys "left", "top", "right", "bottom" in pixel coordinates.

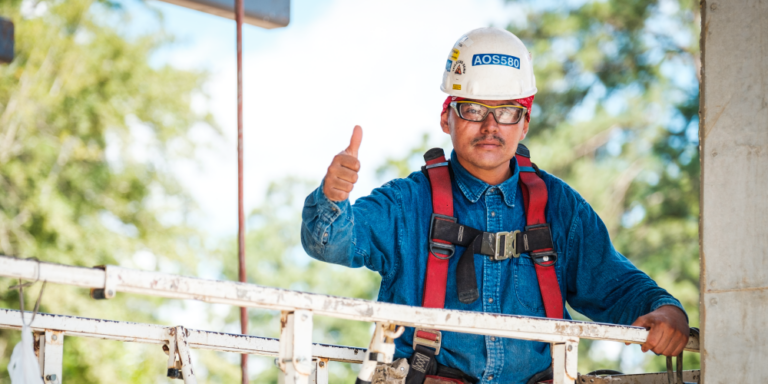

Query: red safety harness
[{"left": 406, "top": 144, "right": 563, "bottom": 384}]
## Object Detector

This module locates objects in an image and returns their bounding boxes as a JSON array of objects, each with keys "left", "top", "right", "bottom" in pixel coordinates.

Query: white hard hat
[{"left": 441, "top": 27, "right": 537, "bottom": 100}]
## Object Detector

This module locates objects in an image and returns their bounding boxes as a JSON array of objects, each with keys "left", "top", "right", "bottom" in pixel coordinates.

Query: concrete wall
[{"left": 699, "top": 0, "right": 768, "bottom": 382}]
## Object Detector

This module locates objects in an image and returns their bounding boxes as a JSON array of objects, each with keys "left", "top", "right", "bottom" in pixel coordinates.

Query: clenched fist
[{"left": 323, "top": 126, "right": 363, "bottom": 202}]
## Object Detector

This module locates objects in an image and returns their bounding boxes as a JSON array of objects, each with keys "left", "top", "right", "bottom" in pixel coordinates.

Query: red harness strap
[
  {"left": 515, "top": 151, "right": 564, "bottom": 319},
  {"left": 422, "top": 149, "right": 454, "bottom": 309}
]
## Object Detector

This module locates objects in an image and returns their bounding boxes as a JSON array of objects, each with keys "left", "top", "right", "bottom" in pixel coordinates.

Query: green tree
[
  {"left": 508, "top": 0, "right": 701, "bottom": 373},
  {"left": 0, "top": 0, "right": 215, "bottom": 381}
]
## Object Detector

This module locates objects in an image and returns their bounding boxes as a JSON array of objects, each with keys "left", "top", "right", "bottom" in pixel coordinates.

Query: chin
[{"left": 467, "top": 154, "right": 507, "bottom": 170}]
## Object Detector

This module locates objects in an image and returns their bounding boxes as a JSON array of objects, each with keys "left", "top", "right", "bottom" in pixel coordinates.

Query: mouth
[{"left": 471, "top": 136, "right": 505, "bottom": 149}]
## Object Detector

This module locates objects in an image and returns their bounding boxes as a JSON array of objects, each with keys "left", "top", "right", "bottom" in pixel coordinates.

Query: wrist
[{"left": 657, "top": 304, "right": 686, "bottom": 318}]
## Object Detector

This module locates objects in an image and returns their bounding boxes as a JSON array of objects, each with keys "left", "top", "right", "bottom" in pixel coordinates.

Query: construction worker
[{"left": 301, "top": 27, "right": 689, "bottom": 384}]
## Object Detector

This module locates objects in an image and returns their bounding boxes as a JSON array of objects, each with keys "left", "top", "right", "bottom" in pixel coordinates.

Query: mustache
[{"left": 471, "top": 135, "right": 506, "bottom": 146}]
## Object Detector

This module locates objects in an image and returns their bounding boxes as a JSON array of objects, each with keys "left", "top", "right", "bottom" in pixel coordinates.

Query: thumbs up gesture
[{"left": 323, "top": 126, "right": 363, "bottom": 202}]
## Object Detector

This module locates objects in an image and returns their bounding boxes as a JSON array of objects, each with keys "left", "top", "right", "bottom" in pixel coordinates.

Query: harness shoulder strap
[
  {"left": 515, "top": 143, "right": 564, "bottom": 319},
  {"left": 406, "top": 149, "right": 453, "bottom": 384},
  {"left": 422, "top": 148, "right": 453, "bottom": 309}
]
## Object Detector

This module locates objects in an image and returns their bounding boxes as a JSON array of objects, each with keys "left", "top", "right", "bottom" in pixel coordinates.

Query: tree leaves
[{"left": 0, "top": 0, "right": 214, "bottom": 381}]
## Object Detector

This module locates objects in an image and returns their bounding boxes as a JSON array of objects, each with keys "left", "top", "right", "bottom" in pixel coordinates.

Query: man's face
[{"left": 440, "top": 99, "right": 529, "bottom": 174}]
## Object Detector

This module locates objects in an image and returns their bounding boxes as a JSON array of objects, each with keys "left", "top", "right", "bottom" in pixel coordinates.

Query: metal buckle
[
  {"left": 531, "top": 250, "right": 558, "bottom": 267},
  {"left": 429, "top": 214, "right": 456, "bottom": 260},
  {"left": 493, "top": 230, "right": 520, "bottom": 261},
  {"left": 413, "top": 328, "right": 442, "bottom": 355}
]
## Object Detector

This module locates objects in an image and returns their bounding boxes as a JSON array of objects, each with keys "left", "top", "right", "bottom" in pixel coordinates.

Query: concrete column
[{"left": 700, "top": 0, "right": 768, "bottom": 383}]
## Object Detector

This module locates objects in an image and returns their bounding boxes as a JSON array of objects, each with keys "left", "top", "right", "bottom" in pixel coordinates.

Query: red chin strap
[{"left": 441, "top": 95, "right": 535, "bottom": 122}]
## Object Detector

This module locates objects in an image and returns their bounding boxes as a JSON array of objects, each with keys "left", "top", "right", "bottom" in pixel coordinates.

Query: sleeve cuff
[
  {"left": 313, "top": 180, "right": 349, "bottom": 227},
  {"left": 651, "top": 298, "right": 689, "bottom": 323}
]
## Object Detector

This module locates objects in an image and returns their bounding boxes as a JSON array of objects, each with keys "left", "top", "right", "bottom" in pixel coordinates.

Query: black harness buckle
[{"left": 429, "top": 213, "right": 457, "bottom": 260}]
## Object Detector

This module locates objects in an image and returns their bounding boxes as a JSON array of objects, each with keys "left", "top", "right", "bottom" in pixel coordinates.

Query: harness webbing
[
  {"left": 515, "top": 147, "right": 564, "bottom": 319},
  {"left": 422, "top": 148, "right": 454, "bottom": 309}
]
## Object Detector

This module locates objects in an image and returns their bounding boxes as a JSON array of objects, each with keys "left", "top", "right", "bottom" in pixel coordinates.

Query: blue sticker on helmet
[
  {"left": 471, "top": 54, "right": 520, "bottom": 69},
  {"left": 446, "top": 59, "right": 453, "bottom": 72}
]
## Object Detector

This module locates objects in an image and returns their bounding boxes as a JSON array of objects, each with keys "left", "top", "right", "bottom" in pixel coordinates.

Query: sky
[{"left": 123, "top": 0, "right": 524, "bottom": 239}]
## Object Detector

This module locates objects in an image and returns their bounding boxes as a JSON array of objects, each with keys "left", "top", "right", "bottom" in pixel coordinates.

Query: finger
[
  {"left": 652, "top": 327, "right": 673, "bottom": 355},
  {"left": 325, "top": 189, "right": 348, "bottom": 202},
  {"left": 670, "top": 334, "right": 688, "bottom": 357},
  {"left": 323, "top": 178, "right": 345, "bottom": 201},
  {"left": 343, "top": 125, "right": 363, "bottom": 158},
  {"left": 334, "top": 154, "right": 361, "bottom": 172},
  {"left": 630, "top": 315, "right": 651, "bottom": 350},
  {"left": 642, "top": 325, "right": 662, "bottom": 353},
  {"left": 667, "top": 331, "right": 688, "bottom": 356},
  {"left": 323, "top": 179, "right": 347, "bottom": 201},
  {"left": 332, "top": 166, "right": 359, "bottom": 184},
  {"left": 631, "top": 315, "right": 651, "bottom": 329},
  {"left": 329, "top": 178, "right": 354, "bottom": 193}
]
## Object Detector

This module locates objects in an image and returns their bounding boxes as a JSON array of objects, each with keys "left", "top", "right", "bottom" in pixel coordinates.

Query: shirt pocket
[{"left": 514, "top": 255, "right": 545, "bottom": 314}]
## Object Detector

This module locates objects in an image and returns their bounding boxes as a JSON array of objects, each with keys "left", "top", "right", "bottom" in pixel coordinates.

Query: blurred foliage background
[{"left": 0, "top": 0, "right": 700, "bottom": 382}]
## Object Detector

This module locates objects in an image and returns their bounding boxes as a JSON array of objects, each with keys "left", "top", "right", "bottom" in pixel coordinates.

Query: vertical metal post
[
  {"left": 277, "top": 311, "right": 294, "bottom": 382},
  {"left": 235, "top": 0, "right": 247, "bottom": 382},
  {"left": 278, "top": 310, "right": 314, "bottom": 384},
  {"left": 175, "top": 326, "right": 198, "bottom": 384},
  {"left": 551, "top": 339, "right": 578, "bottom": 384},
  {"left": 42, "top": 330, "right": 63, "bottom": 384},
  {"left": 37, "top": 332, "right": 45, "bottom": 377},
  {"left": 167, "top": 329, "right": 179, "bottom": 377},
  {"left": 312, "top": 359, "right": 329, "bottom": 384}
]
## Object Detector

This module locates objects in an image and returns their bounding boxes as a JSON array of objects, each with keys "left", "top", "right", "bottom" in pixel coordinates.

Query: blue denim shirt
[{"left": 301, "top": 150, "right": 685, "bottom": 384}]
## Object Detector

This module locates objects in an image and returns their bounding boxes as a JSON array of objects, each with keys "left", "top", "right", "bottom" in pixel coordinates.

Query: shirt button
[
  {"left": 491, "top": 211, "right": 496, "bottom": 217},
  {"left": 490, "top": 336, "right": 496, "bottom": 341},
  {"left": 323, "top": 232, "right": 328, "bottom": 238},
  {"left": 488, "top": 298, "right": 493, "bottom": 303},
  {"left": 488, "top": 376, "right": 494, "bottom": 380}
]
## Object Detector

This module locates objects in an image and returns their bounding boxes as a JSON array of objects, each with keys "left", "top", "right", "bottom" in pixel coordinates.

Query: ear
[
  {"left": 520, "top": 119, "right": 529, "bottom": 140},
  {"left": 440, "top": 111, "right": 451, "bottom": 134}
]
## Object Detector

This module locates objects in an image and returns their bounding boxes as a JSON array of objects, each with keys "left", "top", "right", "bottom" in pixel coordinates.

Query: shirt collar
[{"left": 450, "top": 150, "right": 519, "bottom": 207}]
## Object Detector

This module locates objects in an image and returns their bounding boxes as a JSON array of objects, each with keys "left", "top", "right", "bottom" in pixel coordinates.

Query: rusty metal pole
[{"left": 235, "top": 0, "right": 247, "bottom": 382}]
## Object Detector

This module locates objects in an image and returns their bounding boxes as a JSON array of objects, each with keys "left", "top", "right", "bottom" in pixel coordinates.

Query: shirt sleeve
[
  {"left": 564, "top": 200, "right": 688, "bottom": 325},
  {"left": 300, "top": 180, "right": 404, "bottom": 280}
]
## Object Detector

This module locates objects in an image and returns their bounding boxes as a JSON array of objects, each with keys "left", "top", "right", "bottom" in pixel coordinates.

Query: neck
[{"left": 456, "top": 156, "right": 513, "bottom": 186}]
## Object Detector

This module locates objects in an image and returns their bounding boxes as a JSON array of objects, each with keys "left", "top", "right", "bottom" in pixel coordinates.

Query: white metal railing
[
  {"left": 0, "top": 309, "right": 364, "bottom": 383},
  {"left": 0, "top": 256, "right": 699, "bottom": 384}
]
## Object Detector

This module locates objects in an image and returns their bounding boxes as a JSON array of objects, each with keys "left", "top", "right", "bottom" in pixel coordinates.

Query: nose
[{"left": 480, "top": 111, "right": 500, "bottom": 134}]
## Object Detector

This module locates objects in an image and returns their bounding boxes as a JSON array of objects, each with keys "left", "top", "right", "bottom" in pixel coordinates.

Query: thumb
[
  {"left": 627, "top": 315, "right": 651, "bottom": 345},
  {"left": 344, "top": 125, "right": 363, "bottom": 158},
  {"left": 631, "top": 315, "right": 652, "bottom": 329}
]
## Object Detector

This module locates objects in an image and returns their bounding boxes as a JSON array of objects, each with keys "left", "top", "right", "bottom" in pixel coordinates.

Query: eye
[{"left": 460, "top": 104, "right": 486, "bottom": 117}]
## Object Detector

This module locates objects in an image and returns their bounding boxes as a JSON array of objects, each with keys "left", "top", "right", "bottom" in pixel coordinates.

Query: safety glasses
[{"left": 450, "top": 101, "right": 527, "bottom": 125}]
